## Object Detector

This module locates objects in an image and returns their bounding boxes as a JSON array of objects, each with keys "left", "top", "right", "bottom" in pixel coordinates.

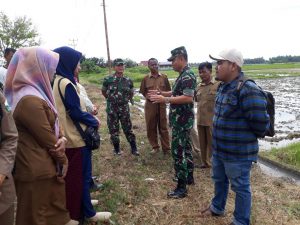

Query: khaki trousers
[
  {"left": 190, "top": 125, "right": 201, "bottom": 157},
  {"left": 145, "top": 101, "right": 170, "bottom": 151},
  {"left": 15, "top": 177, "right": 70, "bottom": 225},
  {"left": 0, "top": 204, "right": 14, "bottom": 225},
  {"left": 197, "top": 125, "right": 212, "bottom": 166}
]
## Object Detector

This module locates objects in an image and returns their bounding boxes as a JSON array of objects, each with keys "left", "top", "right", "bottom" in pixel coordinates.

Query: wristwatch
[{"left": 165, "top": 97, "right": 170, "bottom": 104}]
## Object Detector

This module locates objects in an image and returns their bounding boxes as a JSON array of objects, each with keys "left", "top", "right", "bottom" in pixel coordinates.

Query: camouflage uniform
[
  {"left": 102, "top": 73, "right": 136, "bottom": 146},
  {"left": 169, "top": 66, "right": 196, "bottom": 182}
]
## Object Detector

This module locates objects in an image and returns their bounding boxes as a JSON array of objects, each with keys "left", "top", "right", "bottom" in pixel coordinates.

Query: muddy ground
[
  {"left": 83, "top": 80, "right": 300, "bottom": 225},
  {"left": 135, "top": 76, "right": 300, "bottom": 151},
  {"left": 256, "top": 76, "right": 300, "bottom": 150}
]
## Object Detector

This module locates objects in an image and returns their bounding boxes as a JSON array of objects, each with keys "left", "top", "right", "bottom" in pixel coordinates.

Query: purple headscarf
[{"left": 4, "top": 47, "right": 60, "bottom": 137}]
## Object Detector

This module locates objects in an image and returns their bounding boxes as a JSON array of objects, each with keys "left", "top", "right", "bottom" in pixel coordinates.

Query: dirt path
[{"left": 84, "top": 82, "right": 300, "bottom": 225}]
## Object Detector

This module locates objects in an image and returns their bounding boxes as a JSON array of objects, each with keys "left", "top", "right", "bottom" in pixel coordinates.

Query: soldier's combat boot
[
  {"left": 129, "top": 141, "right": 140, "bottom": 156},
  {"left": 113, "top": 143, "right": 121, "bottom": 155},
  {"left": 187, "top": 172, "right": 195, "bottom": 185},
  {"left": 167, "top": 179, "right": 187, "bottom": 199}
]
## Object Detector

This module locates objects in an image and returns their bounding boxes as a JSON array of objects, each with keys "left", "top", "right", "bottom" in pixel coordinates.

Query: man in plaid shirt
[{"left": 201, "top": 49, "right": 270, "bottom": 225}]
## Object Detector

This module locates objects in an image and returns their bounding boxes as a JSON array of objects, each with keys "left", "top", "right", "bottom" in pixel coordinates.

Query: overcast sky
[{"left": 2, "top": 0, "right": 300, "bottom": 62}]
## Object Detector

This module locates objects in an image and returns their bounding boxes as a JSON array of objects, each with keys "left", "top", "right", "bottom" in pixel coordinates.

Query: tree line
[
  {"left": 80, "top": 57, "right": 138, "bottom": 73},
  {"left": 244, "top": 56, "right": 300, "bottom": 64}
]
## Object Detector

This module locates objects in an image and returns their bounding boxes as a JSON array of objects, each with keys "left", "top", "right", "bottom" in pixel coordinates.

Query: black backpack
[{"left": 237, "top": 77, "right": 275, "bottom": 137}]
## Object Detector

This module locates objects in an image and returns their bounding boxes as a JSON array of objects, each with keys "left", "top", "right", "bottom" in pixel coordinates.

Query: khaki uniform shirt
[
  {"left": 196, "top": 79, "right": 220, "bottom": 126},
  {"left": 0, "top": 91, "right": 18, "bottom": 214},
  {"left": 13, "top": 96, "right": 67, "bottom": 182},
  {"left": 139, "top": 73, "right": 171, "bottom": 100}
]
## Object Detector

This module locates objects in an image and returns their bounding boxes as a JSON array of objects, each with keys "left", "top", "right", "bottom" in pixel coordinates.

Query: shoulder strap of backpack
[
  {"left": 236, "top": 76, "right": 256, "bottom": 92},
  {"left": 57, "top": 77, "right": 86, "bottom": 140}
]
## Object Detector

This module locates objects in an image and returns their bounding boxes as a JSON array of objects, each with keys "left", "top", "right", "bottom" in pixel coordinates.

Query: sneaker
[
  {"left": 90, "top": 182, "right": 104, "bottom": 191},
  {"left": 91, "top": 199, "right": 99, "bottom": 206},
  {"left": 114, "top": 150, "right": 122, "bottom": 155},
  {"left": 65, "top": 220, "right": 79, "bottom": 225},
  {"left": 130, "top": 141, "right": 140, "bottom": 156},
  {"left": 88, "top": 212, "right": 112, "bottom": 222},
  {"left": 131, "top": 150, "right": 140, "bottom": 156}
]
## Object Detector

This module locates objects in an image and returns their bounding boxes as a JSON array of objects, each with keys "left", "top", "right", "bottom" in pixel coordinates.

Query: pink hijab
[{"left": 4, "top": 47, "right": 60, "bottom": 137}]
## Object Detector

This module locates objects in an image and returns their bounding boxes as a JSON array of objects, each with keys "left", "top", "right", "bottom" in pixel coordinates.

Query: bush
[{"left": 81, "top": 59, "right": 102, "bottom": 73}]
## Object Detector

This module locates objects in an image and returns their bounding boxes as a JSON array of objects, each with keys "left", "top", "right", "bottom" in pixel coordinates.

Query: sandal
[{"left": 200, "top": 206, "right": 222, "bottom": 217}]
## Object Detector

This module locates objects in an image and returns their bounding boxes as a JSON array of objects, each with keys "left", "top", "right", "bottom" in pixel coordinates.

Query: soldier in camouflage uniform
[
  {"left": 101, "top": 58, "right": 139, "bottom": 156},
  {"left": 149, "top": 46, "right": 196, "bottom": 198}
]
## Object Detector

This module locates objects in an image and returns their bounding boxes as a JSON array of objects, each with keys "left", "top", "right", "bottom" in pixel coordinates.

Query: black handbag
[{"left": 57, "top": 78, "right": 100, "bottom": 150}]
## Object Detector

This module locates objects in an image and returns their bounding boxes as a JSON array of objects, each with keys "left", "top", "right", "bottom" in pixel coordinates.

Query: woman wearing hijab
[
  {"left": 52, "top": 46, "right": 111, "bottom": 223},
  {"left": 0, "top": 77, "right": 18, "bottom": 225},
  {"left": 4, "top": 47, "right": 78, "bottom": 225}
]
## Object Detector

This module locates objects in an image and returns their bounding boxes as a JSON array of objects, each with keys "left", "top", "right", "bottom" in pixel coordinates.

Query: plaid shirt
[{"left": 212, "top": 72, "right": 270, "bottom": 161}]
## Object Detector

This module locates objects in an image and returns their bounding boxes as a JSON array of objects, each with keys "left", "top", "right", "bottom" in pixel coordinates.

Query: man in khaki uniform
[
  {"left": 196, "top": 62, "right": 220, "bottom": 168},
  {"left": 0, "top": 91, "right": 18, "bottom": 225},
  {"left": 140, "top": 58, "right": 171, "bottom": 154}
]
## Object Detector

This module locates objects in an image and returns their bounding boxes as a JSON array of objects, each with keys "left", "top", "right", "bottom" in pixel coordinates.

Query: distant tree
[
  {"left": 81, "top": 57, "right": 104, "bottom": 73},
  {"left": 89, "top": 57, "right": 106, "bottom": 67},
  {"left": 269, "top": 55, "right": 300, "bottom": 64},
  {"left": 124, "top": 58, "right": 137, "bottom": 68},
  {"left": 244, "top": 57, "right": 266, "bottom": 64},
  {"left": 0, "top": 11, "right": 40, "bottom": 57},
  {"left": 97, "top": 57, "right": 106, "bottom": 68}
]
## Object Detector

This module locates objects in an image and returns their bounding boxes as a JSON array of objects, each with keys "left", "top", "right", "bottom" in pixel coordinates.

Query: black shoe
[
  {"left": 167, "top": 187, "right": 187, "bottom": 198},
  {"left": 167, "top": 179, "right": 187, "bottom": 199}
]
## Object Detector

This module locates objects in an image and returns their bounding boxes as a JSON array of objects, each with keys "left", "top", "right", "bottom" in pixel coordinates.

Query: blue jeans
[
  {"left": 82, "top": 147, "right": 96, "bottom": 218},
  {"left": 210, "top": 155, "right": 253, "bottom": 225}
]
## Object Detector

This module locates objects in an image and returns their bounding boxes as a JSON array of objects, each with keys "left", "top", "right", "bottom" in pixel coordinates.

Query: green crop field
[{"left": 80, "top": 63, "right": 300, "bottom": 88}]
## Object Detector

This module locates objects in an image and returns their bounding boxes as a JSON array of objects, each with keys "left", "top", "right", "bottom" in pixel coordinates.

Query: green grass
[
  {"left": 79, "top": 63, "right": 300, "bottom": 88},
  {"left": 286, "top": 202, "right": 300, "bottom": 218},
  {"left": 243, "top": 63, "right": 300, "bottom": 70},
  {"left": 260, "top": 142, "right": 300, "bottom": 171},
  {"left": 93, "top": 179, "right": 128, "bottom": 213}
]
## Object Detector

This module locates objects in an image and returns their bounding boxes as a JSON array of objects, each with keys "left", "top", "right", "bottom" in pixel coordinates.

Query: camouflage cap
[
  {"left": 113, "top": 58, "right": 125, "bottom": 66},
  {"left": 167, "top": 46, "right": 187, "bottom": 61}
]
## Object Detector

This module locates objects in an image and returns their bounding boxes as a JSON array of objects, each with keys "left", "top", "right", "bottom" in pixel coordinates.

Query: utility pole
[
  {"left": 102, "top": 0, "right": 112, "bottom": 74},
  {"left": 69, "top": 38, "right": 78, "bottom": 49}
]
